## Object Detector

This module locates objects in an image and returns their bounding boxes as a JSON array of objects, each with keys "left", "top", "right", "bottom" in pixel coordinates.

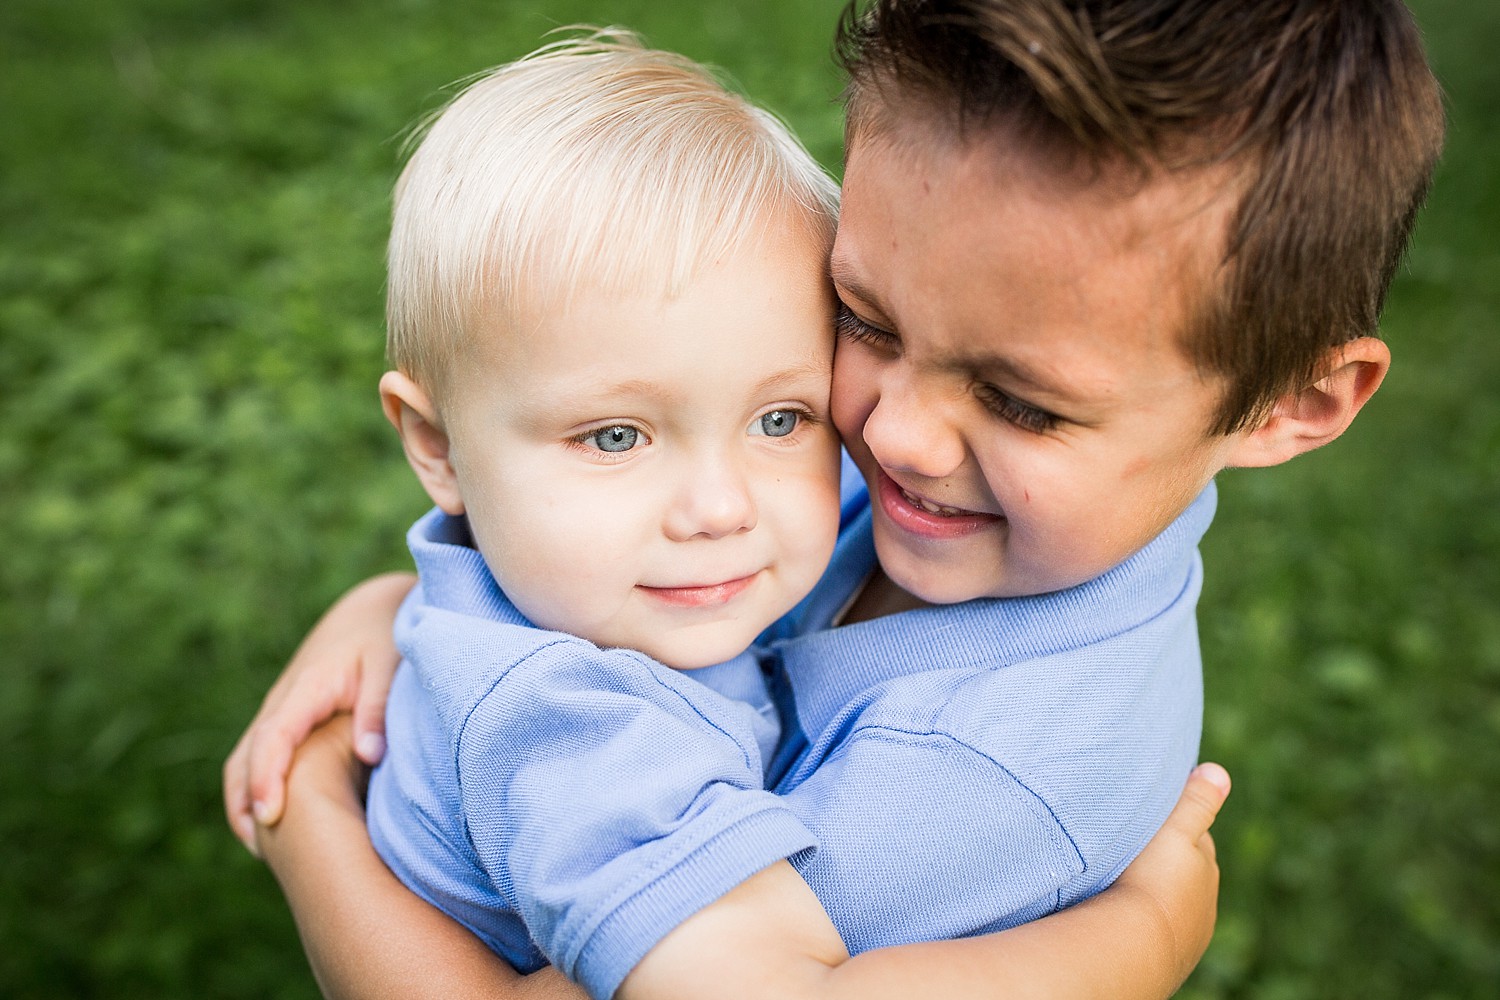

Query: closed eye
[
  {"left": 835, "top": 302, "right": 899, "bottom": 351},
  {"left": 974, "top": 383, "right": 1060, "bottom": 434}
]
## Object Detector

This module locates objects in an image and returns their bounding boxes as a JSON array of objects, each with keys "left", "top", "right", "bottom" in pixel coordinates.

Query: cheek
[
  {"left": 830, "top": 346, "right": 879, "bottom": 446},
  {"left": 472, "top": 471, "right": 631, "bottom": 581}
]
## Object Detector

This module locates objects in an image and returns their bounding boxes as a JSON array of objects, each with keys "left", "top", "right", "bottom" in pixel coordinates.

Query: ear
[
  {"left": 379, "top": 370, "right": 466, "bottom": 515},
  {"left": 1224, "top": 337, "right": 1390, "bottom": 469}
]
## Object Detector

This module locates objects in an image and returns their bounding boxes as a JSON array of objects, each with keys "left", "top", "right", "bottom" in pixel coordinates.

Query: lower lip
[
  {"left": 638, "top": 574, "right": 758, "bottom": 609},
  {"left": 875, "top": 469, "right": 1003, "bottom": 541}
]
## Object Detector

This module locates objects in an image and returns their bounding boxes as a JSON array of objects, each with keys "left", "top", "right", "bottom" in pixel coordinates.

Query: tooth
[{"left": 903, "top": 488, "right": 965, "bottom": 516}]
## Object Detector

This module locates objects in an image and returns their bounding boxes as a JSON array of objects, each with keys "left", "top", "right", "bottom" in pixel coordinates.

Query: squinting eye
[
  {"left": 974, "top": 385, "right": 1059, "bottom": 434},
  {"left": 750, "top": 410, "right": 799, "bottom": 438},
  {"left": 835, "top": 303, "right": 897, "bottom": 350},
  {"left": 582, "top": 425, "right": 640, "bottom": 453}
]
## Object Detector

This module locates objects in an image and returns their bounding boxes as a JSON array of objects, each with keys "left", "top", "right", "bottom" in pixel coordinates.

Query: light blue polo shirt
[
  {"left": 366, "top": 511, "right": 817, "bottom": 999},
  {"left": 763, "top": 482, "right": 1211, "bottom": 949}
]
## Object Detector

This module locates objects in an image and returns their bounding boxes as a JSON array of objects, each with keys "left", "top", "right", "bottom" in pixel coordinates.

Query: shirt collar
[
  {"left": 773, "top": 481, "right": 1216, "bottom": 737},
  {"left": 406, "top": 508, "right": 531, "bottom": 627}
]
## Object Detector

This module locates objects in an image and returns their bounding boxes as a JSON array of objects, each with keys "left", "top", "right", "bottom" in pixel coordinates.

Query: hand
[
  {"left": 223, "top": 572, "right": 414, "bottom": 854},
  {"left": 255, "top": 714, "right": 370, "bottom": 867},
  {"left": 1113, "top": 762, "right": 1232, "bottom": 991},
  {"left": 255, "top": 717, "right": 590, "bottom": 1000}
]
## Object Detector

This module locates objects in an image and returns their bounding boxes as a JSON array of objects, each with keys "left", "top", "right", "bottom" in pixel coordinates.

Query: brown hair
[{"left": 838, "top": 0, "right": 1446, "bottom": 432}]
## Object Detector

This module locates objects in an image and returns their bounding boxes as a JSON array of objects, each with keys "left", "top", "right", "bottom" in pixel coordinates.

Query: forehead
[
  {"left": 834, "top": 121, "right": 1239, "bottom": 387},
  {"left": 456, "top": 222, "right": 835, "bottom": 406}
]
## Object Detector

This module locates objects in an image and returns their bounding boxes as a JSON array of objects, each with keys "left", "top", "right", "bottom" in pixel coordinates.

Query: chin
[
  {"left": 873, "top": 540, "right": 984, "bottom": 606},
  {"left": 885, "top": 564, "right": 986, "bottom": 606},
  {"left": 648, "top": 635, "right": 755, "bottom": 671}
]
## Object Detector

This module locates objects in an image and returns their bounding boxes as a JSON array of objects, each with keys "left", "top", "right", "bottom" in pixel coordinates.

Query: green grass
[{"left": 1, "top": 1, "right": 1494, "bottom": 996}]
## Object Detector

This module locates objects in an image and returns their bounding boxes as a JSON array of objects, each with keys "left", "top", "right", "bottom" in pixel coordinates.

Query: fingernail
[
  {"left": 1194, "top": 762, "right": 1232, "bottom": 795},
  {"left": 252, "top": 800, "right": 271, "bottom": 824},
  {"left": 356, "top": 733, "right": 386, "bottom": 763}
]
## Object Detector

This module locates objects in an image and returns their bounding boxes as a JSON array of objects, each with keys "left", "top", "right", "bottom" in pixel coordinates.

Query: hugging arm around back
[
  {"left": 257, "top": 717, "right": 583, "bottom": 1000},
  {"left": 244, "top": 577, "right": 1228, "bottom": 1000},
  {"left": 261, "top": 710, "right": 1226, "bottom": 1000},
  {"left": 622, "top": 757, "right": 1228, "bottom": 1000}
]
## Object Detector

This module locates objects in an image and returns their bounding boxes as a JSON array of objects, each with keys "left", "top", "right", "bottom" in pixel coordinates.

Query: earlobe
[
  {"left": 1225, "top": 337, "right": 1390, "bottom": 468},
  {"left": 378, "top": 371, "right": 466, "bottom": 514}
]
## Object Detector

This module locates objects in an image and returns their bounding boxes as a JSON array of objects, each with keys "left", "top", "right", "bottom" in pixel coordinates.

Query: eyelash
[
  {"left": 835, "top": 303, "right": 897, "bottom": 350},
  {"left": 567, "top": 406, "right": 822, "bottom": 457},
  {"left": 568, "top": 423, "right": 649, "bottom": 460},
  {"left": 974, "top": 384, "right": 1059, "bottom": 434},
  {"left": 756, "top": 404, "right": 822, "bottom": 438}
]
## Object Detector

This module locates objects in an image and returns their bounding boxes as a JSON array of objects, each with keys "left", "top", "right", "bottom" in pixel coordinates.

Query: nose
[
  {"left": 662, "top": 452, "right": 758, "bottom": 541},
  {"left": 858, "top": 368, "right": 967, "bottom": 481}
]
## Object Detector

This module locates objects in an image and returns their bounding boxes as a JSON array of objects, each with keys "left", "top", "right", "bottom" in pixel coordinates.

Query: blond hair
[{"left": 387, "top": 29, "right": 840, "bottom": 403}]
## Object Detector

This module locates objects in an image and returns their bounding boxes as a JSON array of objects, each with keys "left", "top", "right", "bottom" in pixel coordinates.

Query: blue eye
[
  {"left": 583, "top": 425, "right": 640, "bottom": 452},
  {"left": 751, "top": 410, "right": 799, "bottom": 438}
]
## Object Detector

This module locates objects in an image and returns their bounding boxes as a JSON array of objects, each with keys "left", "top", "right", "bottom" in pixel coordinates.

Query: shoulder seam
[{"left": 827, "top": 724, "right": 1087, "bottom": 872}]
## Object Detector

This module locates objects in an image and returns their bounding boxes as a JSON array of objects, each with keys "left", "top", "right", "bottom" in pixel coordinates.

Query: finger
[
  {"left": 1166, "top": 762, "right": 1232, "bottom": 840},
  {"left": 245, "top": 711, "right": 323, "bottom": 828},
  {"left": 1193, "top": 761, "right": 1232, "bottom": 800},
  {"left": 351, "top": 657, "right": 394, "bottom": 766},
  {"left": 222, "top": 736, "right": 261, "bottom": 856}
]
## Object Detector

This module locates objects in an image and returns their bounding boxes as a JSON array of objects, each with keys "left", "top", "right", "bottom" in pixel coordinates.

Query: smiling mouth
[
  {"left": 898, "top": 485, "right": 982, "bottom": 518},
  {"left": 637, "top": 574, "right": 758, "bottom": 609},
  {"left": 875, "top": 469, "right": 1002, "bottom": 539}
]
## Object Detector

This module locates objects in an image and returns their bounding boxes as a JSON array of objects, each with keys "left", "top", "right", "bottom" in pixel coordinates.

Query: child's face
[
  {"left": 442, "top": 224, "right": 842, "bottom": 668},
  {"left": 830, "top": 123, "right": 1250, "bottom": 603}
]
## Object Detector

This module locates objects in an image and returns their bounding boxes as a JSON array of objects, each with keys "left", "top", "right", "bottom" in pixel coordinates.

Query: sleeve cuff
[{"left": 560, "top": 803, "right": 818, "bottom": 1000}]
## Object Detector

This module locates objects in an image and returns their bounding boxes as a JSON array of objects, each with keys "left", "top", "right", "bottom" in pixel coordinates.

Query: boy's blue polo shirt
[
  {"left": 761, "top": 481, "right": 1211, "bottom": 950},
  {"left": 367, "top": 511, "right": 817, "bottom": 1000}
]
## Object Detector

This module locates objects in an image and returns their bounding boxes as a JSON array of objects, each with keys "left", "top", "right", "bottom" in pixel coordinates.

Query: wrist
[{"left": 260, "top": 718, "right": 367, "bottom": 862}]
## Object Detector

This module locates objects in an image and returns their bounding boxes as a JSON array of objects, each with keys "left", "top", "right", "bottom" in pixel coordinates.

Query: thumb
[{"left": 1167, "top": 762, "right": 1232, "bottom": 841}]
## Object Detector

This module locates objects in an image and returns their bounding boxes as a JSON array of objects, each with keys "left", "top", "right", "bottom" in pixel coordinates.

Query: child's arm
[
  {"left": 260, "top": 719, "right": 1226, "bottom": 1000},
  {"left": 223, "top": 572, "right": 412, "bottom": 853},
  {"left": 257, "top": 715, "right": 587, "bottom": 1000},
  {"left": 620, "top": 763, "right": 1229, "bottom": 1000}
]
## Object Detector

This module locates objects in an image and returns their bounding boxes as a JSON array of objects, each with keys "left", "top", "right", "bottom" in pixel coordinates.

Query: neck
[{"left": 841, "top": 567, "right": 931, "bottom": 625}]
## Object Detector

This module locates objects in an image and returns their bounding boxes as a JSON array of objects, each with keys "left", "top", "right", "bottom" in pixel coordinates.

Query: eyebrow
[
  {"left": 749, "top": 360, "right": 832, "bottom": 398},
  {"left": 967, "top": 350, "right": 1077, "bottom": 401},
  {"left": 829, "top": 255, "right": 889, "bottom": 317},
  {"left": 558, "top": 360, "right": 830, "bottom": 407}
]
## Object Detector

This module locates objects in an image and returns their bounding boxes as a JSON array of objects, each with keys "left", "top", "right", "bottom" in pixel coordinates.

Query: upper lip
[
  {"left": 886, "top": 472, "right": 993, "bottom": 518},
  {"left": 639, "top": 572, "right": 759, "bottom": 590}
]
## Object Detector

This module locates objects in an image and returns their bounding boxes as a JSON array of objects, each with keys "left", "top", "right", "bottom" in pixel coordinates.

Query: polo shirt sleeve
[{"left": 448, "top": 634, "right": 819, "bottom": 1000}]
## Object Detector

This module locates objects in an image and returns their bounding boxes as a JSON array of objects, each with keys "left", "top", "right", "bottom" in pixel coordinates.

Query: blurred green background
[{"left": 1, "top": 0, "right": 1494, "bottom": 996}]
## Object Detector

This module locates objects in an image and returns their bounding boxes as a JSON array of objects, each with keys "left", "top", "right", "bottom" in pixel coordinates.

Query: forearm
[
  {"left": 822, "top": 883, "right": 1181, "bottom": 1000},
  {"left": 259, "top": 721, "right": 581, "bottom": 1000},
  {"left": 620, "top": 868, "right": 1176, "bottom": 1000},
  {"left": 622, "top": 764, "right": 1228, "bottom": 1000}
]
